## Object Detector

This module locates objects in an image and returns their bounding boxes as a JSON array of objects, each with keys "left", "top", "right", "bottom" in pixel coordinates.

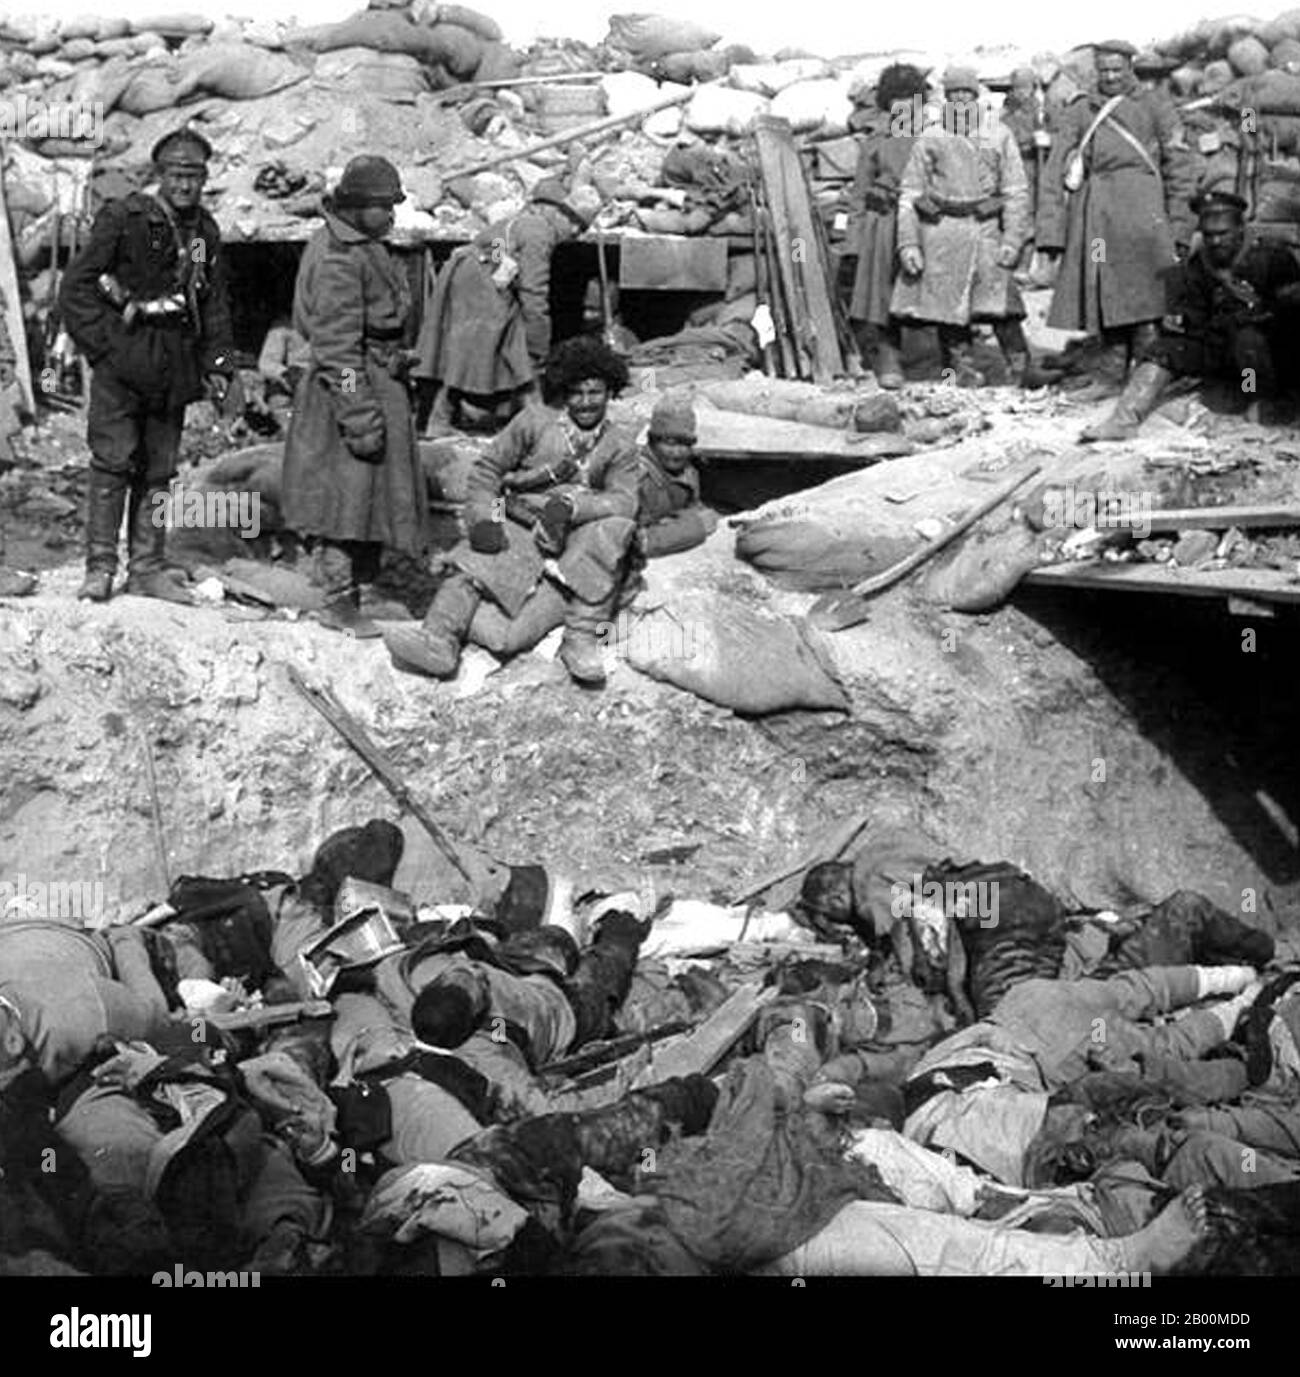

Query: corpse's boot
[
  {"left": 571, "top": 1077, "right": 719, "bottom": 1187},
  {"left": 122, "top": 483, "right": 193, "bottom": 605},
  {"left": 1080, "top": 362, "right": 1172, "bottom": 443},
  {"left": 78, "top": 468, "right": 128, "bottom": 601},
  {"left": 383, "top": 572, "right": 479, "bottom": 678}
]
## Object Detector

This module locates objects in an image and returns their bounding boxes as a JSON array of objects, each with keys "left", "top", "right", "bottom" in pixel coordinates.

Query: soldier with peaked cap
[
  {"left": 281, "top": 154, "right": 428, "bottom": 637},
  {"left": 1082, "top": 187, "right": 1300, "bottom": 439},
  {"left": 1041, "top": 38, "right": 1197, "bottom": 399},
  {"left": 59, "top": 126, "right": 235, "bottom": 604}
]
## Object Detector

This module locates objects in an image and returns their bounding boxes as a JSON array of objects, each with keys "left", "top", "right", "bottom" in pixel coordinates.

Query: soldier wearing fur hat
[
  {"left": 280, "top": 155, "right": 428, "bottom": 636},
  {"left": 1041, "top": 40, "right": 1197, "bottom": 398},
  {"left": 59, "top": 126, "right": 235, "bottom": 605},
  {"left": 1082, "top": 188, "right": 1300, "bottom": 440},
  {"left": 412, "top": 178, "right": 600, "bottom": 433}
]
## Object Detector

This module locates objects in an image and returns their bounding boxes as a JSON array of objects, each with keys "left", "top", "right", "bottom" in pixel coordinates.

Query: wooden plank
[
  {"left": 631, "top": 980, "right": 779, "bottom": 1088},
  {"left": 618, "top": 234, "right": 727, "bottom": 291},
  {"left": 0, "top": 160, "right": 35, "bottom": 413},
  {"left": 694, "top": 406, "right": 913, "bottom": 462},
  {"left": 1144, "top": 505, "right": 1300, "bottom": 534},
  {"left": 754, "top": 121, "right": 814, "bottom": 379},
  {"left": 755, "top": 116, "right": 843, "bottom": 384},
  {"left": 1022, "top": 561, "right": 1300, "bottom": 605}
]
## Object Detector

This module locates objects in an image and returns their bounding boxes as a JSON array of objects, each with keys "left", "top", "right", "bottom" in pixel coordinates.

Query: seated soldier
[
  {"left": 385, "top": 337, "right": 640, "bottom": 686},
  {"left": 635, "top": 395, "right": 718, "bottom": 558},
  {"left": 1083, "top": 188, "right": 1300, "bottom": 440}
]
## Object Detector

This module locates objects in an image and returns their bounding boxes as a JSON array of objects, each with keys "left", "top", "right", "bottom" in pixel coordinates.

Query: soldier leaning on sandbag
[
  {"left": 59, "top": 129, "right": 236, "bottom": 605},
  {"left": 280, "top": 156, "right": 429, "bottom": 638}
]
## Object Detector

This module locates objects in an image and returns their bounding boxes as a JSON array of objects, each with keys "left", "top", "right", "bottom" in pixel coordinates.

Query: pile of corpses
[{"left": 2, "top": 818, "right": 1299, "bottom": 1278}]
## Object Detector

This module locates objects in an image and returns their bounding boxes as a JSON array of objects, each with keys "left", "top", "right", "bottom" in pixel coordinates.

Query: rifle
[
  {"left": 284, "top": 664, "right": 480, "bottom": 888},
  {"left": 542, "top": 1019, "right": 694, "bottom": 1083}
]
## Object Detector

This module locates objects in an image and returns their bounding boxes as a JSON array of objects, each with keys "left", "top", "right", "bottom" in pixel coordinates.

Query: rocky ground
[{"left": 2, "top": 310, "right": 1298, "bottom": 948}]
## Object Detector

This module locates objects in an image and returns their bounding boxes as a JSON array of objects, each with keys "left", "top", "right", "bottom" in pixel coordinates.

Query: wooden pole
[
  {"left": 443, "top": 83, "right": 706, "bottom": 180},
  {"left": 0, "top": 160, "right": 36, "bottom": 413}
]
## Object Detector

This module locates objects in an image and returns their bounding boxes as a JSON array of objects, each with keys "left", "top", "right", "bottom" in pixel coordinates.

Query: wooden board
[
  {"left": 694, "top": 406, "right": 913, "bottom": 463},
  {"left": 631, "top": 980, "right": 779, "bottom": 1088},
  {"left": 0, "top": 161, "right": 35, "bottom": 413},
  {"left": 1022, "top": 561, "right": 1300, "bottom": 605},
  {"left": 618, "top": 234, "right": 728, "bottom": 292}
]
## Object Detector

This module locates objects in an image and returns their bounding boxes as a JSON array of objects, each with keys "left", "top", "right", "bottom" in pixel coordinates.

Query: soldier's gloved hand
[
  {"left": 898, "top": 245, "right": 924, "bottom": 278},
  {"left": 996, "top": 244, "right": 1020, "bottom": 269},
  {"left": 534, "top": 493, "right": 576, "bottom": 556},
  {"left": 343, "top": 416, "right": 386, "bottom": 462},
  {"left": 468, "top": 518, "right": 507, "bottom": 554}
]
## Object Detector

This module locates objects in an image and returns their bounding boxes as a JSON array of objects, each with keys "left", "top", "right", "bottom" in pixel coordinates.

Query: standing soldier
[
  {"left": 412, "top": 178, "right": 599, "bottom": 433},
  {"left": 281, "top": 155, "right": 427, "bottom": 637},
  {"left": 1043, "top": 40, "right": 1196, "bottom": 398},
  {"left": 60, "top": 128, "right": 235, "bottom": 604},
  {"left": 892, "top": 67, "right": 1032, "bottom": 386},
  {"left": 846, "top": 63, "right": 931, "bottom": 389}
]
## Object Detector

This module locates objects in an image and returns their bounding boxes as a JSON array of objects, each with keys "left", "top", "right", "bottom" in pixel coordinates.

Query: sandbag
[
  {"left": 730, "top": 59, "right": 831, "bottom": 96},
  {"left": 607, "top": 14, "right": 721, "bottom": 62},
  {"left": 924, "top": 524, "right": 1042, "bottom": 613},
  {"left": 180, "top": 43, "right": 309, "bottom": 101},
  {"left": 68, "top": 56, "right": 136, "bottom": 113},
  {"left": 634, "top": 206, "right": 712, "bottom": 234},
  {"left": 770, "top": 78, "right": 853, "bottom": 135},
  {"left": 61, "top": 37, "right": 97, "bottom": 61},
  {"left": 117, "top": 62, "right": 187, "bottom": 116},
  {"left": 1228, "top": 35, "right": 1270, "bottom": 76},
  {"left": 623, "top": 592, "right": 849, "bottom": 714},
  {"left": 1171, "top": 64, "right": 1203, "bottom": 95},
  {"left": 1208, "top": 16, "right": 1266, "bottom": 60},
  {"left": 685, "top": 85, "right": 768, "bottom": 136},
  {"left": 601, "top": 70, "right": 671, "bottom": 118},
  {"left": 426, "top": 3, "right": 503, "bottom": 41},
  {"left": 735, "top": 518, "right": 915, "bottom": 593},
  {"left": 129, "top": 14, "right": 213, "bottom": 38},
  {"left": 473, "top": 40, "right": 521, "bottom": 83},
  {"left": 290, "top": 10, "right": 444, "bottom": 61},
  {"left": 1272, "top": 38, "right": 1300, "bottom": 70},
  {"left": 1201, "top": 60, "right": 1237, "bottom": 95},
  {"left": 313, "top": 48, "right": 429, "bottom": 102},
  {"left": 1221, "top": 68, "right": 1300, "bottom": 112},
  {"left": 425, "top": 23, "right": 486, "bottom": 79}
]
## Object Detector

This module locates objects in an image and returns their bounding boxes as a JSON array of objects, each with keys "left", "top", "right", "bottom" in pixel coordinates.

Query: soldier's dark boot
[
  {"left": 994, "top": 319, "right": 1030, "bottom": 384},
  {"left": 316, "top": 590, "right": 381, "bottom": 639},
  {"left": 79, "top": 467, "right": 128, "bottom": 601},
  {"left": 1066, "top": 336, "right": 1129, "bottom": 401},
  {"left": 940, "top": 328, "right": 985, "bottom": 388},
  {"left": 873, "top": 332, "right": 904, "bottom": 390},
  {"left": 384, "top": 572, "right": 479, "bottom": 678},
  {"left": 559, "top": 589, "right": 616, "bottom": 686},
  {"left": 571, "top": 1076, "right": 720, "bottom": 1187},
  {"left": 1080, "top": 362, "right": 1173, "bottom": 442},
  {"left": 122, "top": 483, "right": 193, "bottom": 605}
]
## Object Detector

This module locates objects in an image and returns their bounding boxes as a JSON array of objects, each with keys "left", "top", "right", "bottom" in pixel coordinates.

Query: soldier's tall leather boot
[
  {"left": 123, "top": 481, "right": 193, "bottom": 604},
  {"left": 872, "top": 329, "right": 905, "bottom": 390},
  {"left": 78, "top": 467, "right": 129, "bottom": 601},
  {"left": 1080, "top": 361, "right": 1173, "bottom": 442},
  {"left": 1066, "top": 335, "right": 1129, "bottom": 401},
  {"left": 559, "top": 588, "right": 615, "bottom": 686},
  {"left": 994, "top": 319, "right": 1030, "bottom": 385},
  {"left": 566, "top": 910, "right": 651, "bottom": 1047},
  {"left": 384, "top": 571, "right": 480, "bottom": 678}
]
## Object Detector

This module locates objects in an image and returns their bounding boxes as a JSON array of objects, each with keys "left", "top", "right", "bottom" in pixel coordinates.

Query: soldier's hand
[
  {"left": 468, "top": 518, "right": 507, "bottom": 554},
  {"left": 996, "top": 244, "right": 1020, "bottom": 269},
  {"left": 899, "top": 245, "right": 924, "bottom": 278},
  {"left": 534, "top": 493, "right": 575, "bottom": 556},
  {"left": 344, "top": 420, "right": 386, "bottom": 462}
]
